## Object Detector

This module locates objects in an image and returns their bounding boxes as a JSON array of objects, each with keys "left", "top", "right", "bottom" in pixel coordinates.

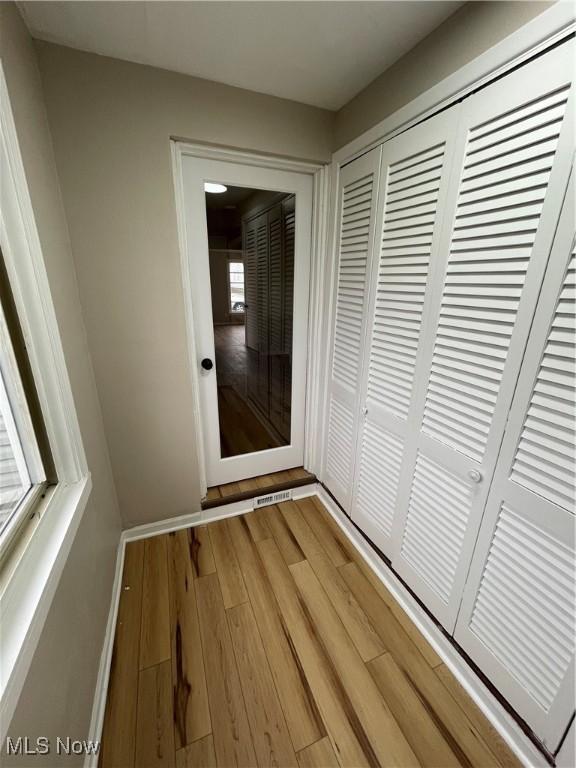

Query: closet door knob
[
  {"left": 468, "top": 469, "right": 483, "bottom": 483},
  {"left": 201, "top": 358, "right": 214, "bottom": 371}
]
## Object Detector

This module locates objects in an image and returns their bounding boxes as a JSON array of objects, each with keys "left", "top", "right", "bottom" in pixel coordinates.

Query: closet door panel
[
  {"left": 324, "top": 147, "right": 381, "bottom": 509},
  {"left": 455, "top": 182, "right": 575, "bottom": 750},
  {"left": 390, "top": 40, "right": 575, "bottom": 631},
  {"left": 351, "top": 109, "right": 461, "bottom": 557}
]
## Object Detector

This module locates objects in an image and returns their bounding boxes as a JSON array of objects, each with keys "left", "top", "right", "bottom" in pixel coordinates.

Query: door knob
[
  {"left": 201, "top": 358, "right": 213, "bottom": 371},
  {"left": 468, "top": 469, "right": 483, "bottom": 483}
]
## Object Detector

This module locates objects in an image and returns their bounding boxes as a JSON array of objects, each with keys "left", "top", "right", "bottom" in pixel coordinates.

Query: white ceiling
[{"left": 20, "top": 1, "right": 462, "bottom": 110}]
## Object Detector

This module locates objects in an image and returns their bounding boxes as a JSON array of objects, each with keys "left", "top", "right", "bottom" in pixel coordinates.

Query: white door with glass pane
[{"left": 181, "top": 155, "right": 313, "bottom": 487}]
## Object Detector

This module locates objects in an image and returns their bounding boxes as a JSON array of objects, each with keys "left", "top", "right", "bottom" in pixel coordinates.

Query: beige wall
[
  {"left": 0, "top": 4, "right": 121, "bottom": 764},
  {"left": 35, "top": 41, "right": 333, "bottom": 527},
  {"left": 334, "top": 1, "right": 555, "bottom": 149}
]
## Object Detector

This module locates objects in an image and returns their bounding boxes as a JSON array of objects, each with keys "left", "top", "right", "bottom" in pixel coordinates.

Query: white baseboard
[
  {"left": 84, "top": 481, "right": 318, "bottom": 766},
  {"left": 87, "top": 481, "right": 548, "bottom": 768},
  {"left": 85, "top": 536, "right": 125, "bottom": 768},
  {"left": 314, "top": 485, "right": 548, "bottom": 768}
]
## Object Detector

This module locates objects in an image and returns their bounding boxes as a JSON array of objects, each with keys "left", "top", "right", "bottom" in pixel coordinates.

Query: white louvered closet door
[
  {"left": 454, "top": 179, "right": 575, "bottom": 752},
  {"left": 390, "top": 40, "right": 575, "bottom": 631},
  {"left": 350, "top": 108, "right": 461, "bottom": 557},
  {"left": 324, "top": 147, "right": 381, "bottom": 509}
]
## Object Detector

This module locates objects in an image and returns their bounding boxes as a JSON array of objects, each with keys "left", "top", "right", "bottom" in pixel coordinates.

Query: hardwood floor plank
[
  {"left": 306, "top": 498, "right": 360, "bottom": 563},
  {"left": 258, "top": 537, "right": 379, "bottom": 768},
  {"left": 266, "top": 504, "right": 306, "bottom": 565},
  {"left": 140, "top": 535, "right": 171, "bottom": 669},
  {"left": 100, "top": 541, "right": 144, "bottom": 768},
  {"left": 244, "top": 507, "right": 271, "bottom": 542},
  {"left": 196, "top": 573, "right": 257, "bottom": 767},
  {"left": 135, "top": 660, "right": 175, "bottom": 768},
  {"left": 279, "top": 500, "right": 385, "bottom": 662},
  {"left": 205, "top": 487, "right": 221, "bottom": 502},
  {"left": 435, "top": 664, "right": 524, "bottom": 768},
  {"left": 290, "top": 560, "right": 419, "bottom": 768},
  {"left": 298, "top": 737, "right": 340, "bottom": 768},
  {"left": 340, "top": 562, "right": 499, "bottom": 767},
  {"left": 238, "top": 476, "right": 259, "bottom": 493},
  {"left": 368, "top": 653, "right": 462, "bottom": 768},
  {"left": 227, "top": 601, "right": 298, "bottom": 767},
  {"left": 175, "top": 735, "right": 216, "bottom": 768},
  {"left": 167, "top": 530, "right": 211, "bottom": 749},
  {"left": 353, "top": 560, "right": 443, "bottom": 669},
  {"left": 256, "top": 472, "right": 281, "bottom": 488},
  {"left": 219, "top": 480, "right": 242, "bottom": 498},
  {"left": 188, "top": 526, "right": 216, "bottom": 578},
  {"left": 227, "top": 514, "right": 324, "bottom": 751},
  {"left": 314, "top": 500, "right": 443, "bottom": 669},
  {"left": 289, "top": 467, "right": 311, "bottom": 481},
  {"left": 209, "top": 520, "right": 248, "bottom": 608},
  {"left": 298, "top": 497, "right": 352, "bottom": 568}
]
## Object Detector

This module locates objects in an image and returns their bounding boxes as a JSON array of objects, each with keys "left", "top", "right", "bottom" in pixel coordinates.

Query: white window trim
[{"left": 0, "top": 63, "right": 91, "bottom": 737}]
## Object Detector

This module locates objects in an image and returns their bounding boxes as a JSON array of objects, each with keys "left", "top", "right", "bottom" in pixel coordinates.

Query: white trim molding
[
  {"left": 171, "top": 140, "right": 328, "bottom": 493},
  {"left": 0, "top": 62, "right": 92, "bottom": 736}
]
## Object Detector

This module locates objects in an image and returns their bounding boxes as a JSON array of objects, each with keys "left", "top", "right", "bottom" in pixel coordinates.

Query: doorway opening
[{"left": 204, "top": 185, "right": 295, "bottom": 459}]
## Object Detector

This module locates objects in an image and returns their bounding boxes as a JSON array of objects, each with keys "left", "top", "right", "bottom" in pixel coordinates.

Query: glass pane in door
[{"left": 204, "top": 183, "right": 295, "bottom": 457}]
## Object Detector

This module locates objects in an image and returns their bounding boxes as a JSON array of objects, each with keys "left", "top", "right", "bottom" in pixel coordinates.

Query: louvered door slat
[
  {"left": 350, "top": 112, "right": 458, "bottom": 557},
  {"left": 324, "top": 148, "right": 381, "bottom": 509},
  {"left": 244, "top": 223, "right": 258, "bottom": 350},
  {"left": 390, "top": 39, "right": 574, "bottom": 637},
  {"left": 455, "top": 160, "right": 575, "bottom": 751},
  {"left": 281, "top": 197, "right": 295, "bottom": 440}
]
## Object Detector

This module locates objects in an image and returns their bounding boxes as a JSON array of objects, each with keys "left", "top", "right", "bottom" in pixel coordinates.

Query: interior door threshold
[{"left": 202, "top": 468, "right": 316, "bottom": 509}]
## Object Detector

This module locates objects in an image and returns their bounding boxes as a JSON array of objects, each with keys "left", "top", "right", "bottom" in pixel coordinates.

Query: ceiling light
[{"left": 204, "top": 182, "right": 227, "bottom": 194}]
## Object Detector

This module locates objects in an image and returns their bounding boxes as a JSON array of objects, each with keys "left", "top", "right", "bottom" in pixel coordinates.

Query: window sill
[{"left": 0, "top": 474, "right": 92, "bottom": 737}]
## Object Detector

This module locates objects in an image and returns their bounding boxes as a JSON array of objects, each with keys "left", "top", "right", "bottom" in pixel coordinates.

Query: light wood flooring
[
  {"left": 100, "top": 495, "right": 522, "bottom": 768},
  {"left": 203, "top": 467, "right": 315, "bottom": 508}
]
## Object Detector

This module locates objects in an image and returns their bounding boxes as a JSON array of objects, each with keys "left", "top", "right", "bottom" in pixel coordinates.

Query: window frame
[
  {"left": 0, "top": 249, "right": 57, "bottom": 560},
  {"left": 227, "top": 258, "right": 245, "bottom": 314},
  {"left": 0, "top": 63, "right": 92, "bottom": 738}
]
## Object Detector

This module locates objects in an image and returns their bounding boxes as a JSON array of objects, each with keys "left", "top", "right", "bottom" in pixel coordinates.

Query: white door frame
[{"left": 171, "top": 142, "right": 328, "bottom": 494}]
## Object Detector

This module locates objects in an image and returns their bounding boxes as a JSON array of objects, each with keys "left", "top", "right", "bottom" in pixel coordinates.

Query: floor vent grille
[{"left": 253, "top": 489, "right": 292, "bottom": 509}]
